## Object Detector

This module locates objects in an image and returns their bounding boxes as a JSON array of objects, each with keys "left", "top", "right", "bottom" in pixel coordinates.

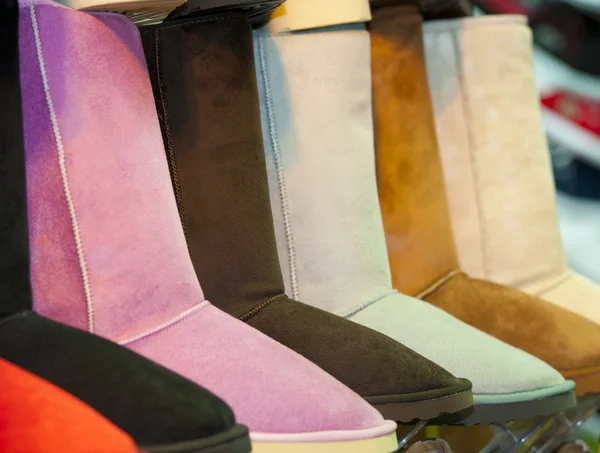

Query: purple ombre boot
[{"left": 19, "top": 1, "right": 398, "bottom": 452}]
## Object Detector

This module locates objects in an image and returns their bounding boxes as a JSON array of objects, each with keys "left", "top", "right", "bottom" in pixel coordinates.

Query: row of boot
[{"left": 1, "top": 0, "right": 600, "bottom": 451}]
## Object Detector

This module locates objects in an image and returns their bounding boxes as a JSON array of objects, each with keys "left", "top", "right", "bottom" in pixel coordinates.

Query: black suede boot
[
  {"left": 141, "top": 12, "right": 474, "bottom": 424},
  {"left": 0, "top": 0, "right": 31, "bottom": 319},
  {"left": 0, "top": 3, "right": 249, "bottom": 452}
]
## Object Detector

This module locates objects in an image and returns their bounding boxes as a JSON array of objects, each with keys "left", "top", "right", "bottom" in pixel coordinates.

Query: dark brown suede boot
[{"left": 141, "top": 12, "right": 474, "bottom": 424}]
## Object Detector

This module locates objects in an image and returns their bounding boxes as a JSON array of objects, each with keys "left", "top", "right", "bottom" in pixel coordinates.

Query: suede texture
[
  {"left": 22, "top": 2, "right": 392, "bottom": 438},
  {"left": 0, "top": 312, "right": 236, "bottom": 447},
  {"left": 425, "top": 16, "right": 564, "bottom": 290},
  {"left": 424, "top": 274, "right": 600, "bottom": 373},
  {"left": 4, "top": 4, "right": 249, "bottom": 446},
  {"left": 21, "top": 1, "right": 201, "bottom": 339},
  {"left": 245, "top": 299, "right": 461, "bottom": 398},
  {"left": 0, "top": 358, "right": 137, "bottom": 453},
  {"left": 255, "top": 20, "right": 569, "bottom": 401},
  {"left": 141, "top": 14, "right": 282, "bottom": 319},
  {"left": 141, "top": 12, "right": 463, "bottom": 401},
  {"left": 422, "top": 16, "right": 600, "bottom": 392},
  {"left": 256, "top": 25, "right": 396, "bottom": 314},
  {"left": 371, "top": 6, "right": 458, "bottom": 298},
  {"left": 0, "top": 0, "right": 32, "bottom": 317},
  {"left": 424, "top": 16, "right": 600, "bottom": 327}
]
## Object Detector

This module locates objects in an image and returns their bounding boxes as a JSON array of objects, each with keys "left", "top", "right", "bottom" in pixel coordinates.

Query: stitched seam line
[
  {"left": 416, "top": 269, "right": 462, "bottom": 299},
  {"left": 452, "top": 29, "right": 488, "bottom": 278},
  {"left": 154, "top": 29, "right": 189, "bottom": 244},
  {"left": 257, "top": 33, "right": 299, "bottom": 299},
  {"left": 535, "top": 271, "right": 573, "bottom": 296},
  {"left": 238, "top": 293, "right": 285, "bottom": 322},
  {"left": 342, "top": 289, "right": 398, "bottom": 319},
  {"left": 30, "top": 5, "right": 95, "bottom": 333},
  {"left": 117, "top": 301, "right": 210, "bottom": 345}
]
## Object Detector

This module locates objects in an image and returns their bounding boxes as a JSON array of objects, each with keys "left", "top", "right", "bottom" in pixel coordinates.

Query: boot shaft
[
  {"left": 370, "top": 5, "right": 460, "bottom": 297},
  {"left": 0, "top": 0, "right": 33, "bottom": 317},
  {"left": 142, "top": 14, "right": 286, "bottom": 318},
  {"left": 255, "top": 24, "right": 394, "bottom": 315},
  {"left": 424, "top": 16, "right": 568, "bottom": 292},
  {"left": 21, "top": 2, "right": 202, "bottom": 339}
]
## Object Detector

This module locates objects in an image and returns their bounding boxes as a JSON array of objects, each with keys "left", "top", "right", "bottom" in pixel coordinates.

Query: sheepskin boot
[
  {"left": 254, "top": 7, "right": 577, "bottom": 423},
  {"left": 424, "top": 14, "right": 600, "bottom": 396},
  {"left": 0, "top": 359, "right": 138, "bottom": 453},
  {"left": 53, "top": 0, "right": 283, "bottom": 27},
  {"left": 1, "top": 3, "right": 249, "bottom": 452},
  {"left": 20, "top": 2, "right": 400, "bottom": 452},
  {"left": 141, "top": 6, "right": 474, "bottom": 425}
]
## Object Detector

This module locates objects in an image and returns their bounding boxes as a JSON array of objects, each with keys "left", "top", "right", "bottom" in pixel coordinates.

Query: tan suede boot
[{"left": 371, "top": 7, "right": 600, "bottom": 396}]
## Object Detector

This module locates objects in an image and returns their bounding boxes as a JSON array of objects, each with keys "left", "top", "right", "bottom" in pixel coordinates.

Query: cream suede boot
[{"left": 424, "top": 15, "right": 600, "bottom": 329}]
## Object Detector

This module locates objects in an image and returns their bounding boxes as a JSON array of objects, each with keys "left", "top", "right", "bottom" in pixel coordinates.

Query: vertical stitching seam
[
  {"left": 30, "top": 4, "right": 95, "bottom": 332},
  {"left": 452, "top": 29, "right": 488, "bottom": 278},
  {"left": 154, "top": 30, "right": 189, "bottom": 244},
  {"left": 257, "top": 33, "right": 299, "bottom": 299}
]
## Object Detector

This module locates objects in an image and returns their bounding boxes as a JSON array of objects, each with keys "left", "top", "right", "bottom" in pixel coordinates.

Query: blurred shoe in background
[{"left": 478, "top": 0, "right": 600, "bottom": 169}]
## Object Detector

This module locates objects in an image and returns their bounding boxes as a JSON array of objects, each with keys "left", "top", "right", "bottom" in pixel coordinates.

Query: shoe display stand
[
  {"left": 404, "top": 439, "right": 454, "bottom": 453},
  {"left": 390, "top": 398, "right": 600, "bottom": 453},
  {"left": 477, "top": 397, "right": 600, "bottom": 453}
]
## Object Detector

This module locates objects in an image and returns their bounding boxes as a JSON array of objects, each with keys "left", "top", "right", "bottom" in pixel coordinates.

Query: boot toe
[
  {"left": 246, "top": 296, "right": 467, "bottom": 399},
  {"left": 124, "top": 303, "right": 392, "bottom": 437},
  {"left": 348, "top": 284, "right": 567, "bottom": 398},
  {"left": 0, "top": 312, "right": 239, "bottom": 448},
  {"left": 423, "top": 273, "right": 600, "bottom": 393}
]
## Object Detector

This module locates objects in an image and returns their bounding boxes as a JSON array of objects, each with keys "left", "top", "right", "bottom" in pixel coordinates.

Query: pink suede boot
[{"left": 20, "top": 2, "right": 398, "bottom": 451}]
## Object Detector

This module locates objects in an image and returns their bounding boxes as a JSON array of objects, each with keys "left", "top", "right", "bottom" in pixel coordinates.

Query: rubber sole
[
  {"left": 142, "top": 424, "right": 251, "bottom": 453},
  {"left": 366, "top": 379, "right": 475, "bottom": 425},
  {"left": 460, "top": 389, "right": 577, "bottom": 425},
  {"left": 251, "top": 431, "right": 399, "bottom": 453},
  {"left": 56, "top": 0, "right": 283, "bottom": 26},
  {"left": 561, "top": 366, "right": 600, "bottom": 396}
]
